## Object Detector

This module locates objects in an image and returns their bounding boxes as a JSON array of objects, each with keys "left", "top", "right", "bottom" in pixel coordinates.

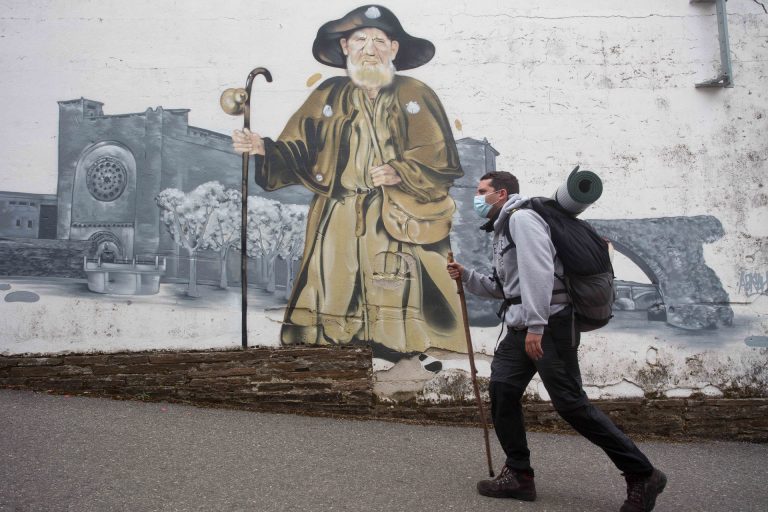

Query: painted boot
[
  {"left": 476, "top": 465, "right": 536, "bottom": 501},
  {"left": 620, "top": 468, "right": 667, "bottom": 512},
  {"left": 417, "top": 353, "right": 442, "bottom": 372}
]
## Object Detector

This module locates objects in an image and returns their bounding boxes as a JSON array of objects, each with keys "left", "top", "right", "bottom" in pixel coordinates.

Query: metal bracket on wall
[{"left": 691, "top": 0, "right": 734, "bottom": 88}]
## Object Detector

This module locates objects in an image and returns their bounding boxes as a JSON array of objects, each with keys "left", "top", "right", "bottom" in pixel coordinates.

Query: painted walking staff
[
  {"left": 220, "top": 67, "right": 272, "bottom": 348},
  {"left": 232, "top": 5, "right": 465, "bottom": 364}
]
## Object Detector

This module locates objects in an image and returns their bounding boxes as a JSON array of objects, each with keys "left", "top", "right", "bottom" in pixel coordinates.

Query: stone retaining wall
[
  {"left": 375, "top": 398, "right": 768, "bottom": 443},
  {"left": 1, "top": 348, "right": 766, "bottom": 442},
  {"left": 0, "top": 347, "right": 374, "bottom": 416}
]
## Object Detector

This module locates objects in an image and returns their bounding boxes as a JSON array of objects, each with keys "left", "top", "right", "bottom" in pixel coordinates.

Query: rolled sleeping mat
[{"left": 552, "top": 165, "right": 603, "bottom": 216}]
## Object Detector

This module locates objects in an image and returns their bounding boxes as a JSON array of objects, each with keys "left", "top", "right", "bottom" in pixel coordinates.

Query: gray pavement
[{"left": 1, "top": 390, "right": 766, "bottom": 512}]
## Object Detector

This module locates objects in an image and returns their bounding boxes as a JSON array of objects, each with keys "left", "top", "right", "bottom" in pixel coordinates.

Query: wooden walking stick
[
  {"left": 448, "top": 251, "right": 495, "bottom": 477},
  {"left": 220, "top": 67, "right": 272, "bottom": 349}
]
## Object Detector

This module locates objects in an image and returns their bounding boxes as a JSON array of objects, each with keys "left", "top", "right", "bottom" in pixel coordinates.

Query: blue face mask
[{"left": 473, "top": 191, "right": 500, "bottom": 218}]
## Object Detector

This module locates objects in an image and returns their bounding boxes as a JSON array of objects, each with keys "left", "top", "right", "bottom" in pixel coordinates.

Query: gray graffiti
[{"left": 737, "top": 270, "right": 768, "bottom": 297}]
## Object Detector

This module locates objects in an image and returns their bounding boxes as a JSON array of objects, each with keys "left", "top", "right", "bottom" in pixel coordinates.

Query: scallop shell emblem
[{"left": 405, "top": 101, "right": 421, "bottom": 114}]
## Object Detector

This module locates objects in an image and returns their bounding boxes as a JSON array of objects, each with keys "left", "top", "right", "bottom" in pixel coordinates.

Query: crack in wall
[
  {"left": 452, "top": 12, "right": 758, "bottom": 22},
  {"left": 452, "top": 13, "right": 752, "bottom": 21}
]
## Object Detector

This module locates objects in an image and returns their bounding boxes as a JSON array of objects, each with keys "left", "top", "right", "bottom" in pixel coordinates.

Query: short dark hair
[{"left": 480, "top": 171, "right": 519, "bottom": 195}]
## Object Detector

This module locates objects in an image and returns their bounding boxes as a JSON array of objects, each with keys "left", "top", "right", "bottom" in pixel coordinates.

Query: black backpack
[{"left": 501, "top": 197, "right": 615, "bottom": 332}]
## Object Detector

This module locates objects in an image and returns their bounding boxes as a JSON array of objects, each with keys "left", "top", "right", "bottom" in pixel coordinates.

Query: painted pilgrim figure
[{"left": 233, "top": 5, "right": 465, "bottom": 365}]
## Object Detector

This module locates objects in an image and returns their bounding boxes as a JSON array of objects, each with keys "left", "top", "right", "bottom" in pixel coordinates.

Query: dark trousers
[{"left": 490, "top": 309, "right": 653, "bottom": 475}]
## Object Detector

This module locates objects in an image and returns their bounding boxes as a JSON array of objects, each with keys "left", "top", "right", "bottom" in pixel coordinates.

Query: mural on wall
[
  {"left": 450, "top": 166, "right": 736, "bottom": 338},
  {"left": 0, "top": 2, "right": 760, "bottom": 372},
  {"left": 0, "top": 99, "right": 739, "bottom": 348},
  {"left": 591, "top": 217, "right": 733, "bottom": 331},
  {"left": 232, "top": 4, "right": 467, "bottom": 363}
]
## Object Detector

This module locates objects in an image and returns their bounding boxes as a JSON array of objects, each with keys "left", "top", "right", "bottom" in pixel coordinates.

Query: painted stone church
[{"left": 51, "top": 98, "right": 496, "bottom": 286}]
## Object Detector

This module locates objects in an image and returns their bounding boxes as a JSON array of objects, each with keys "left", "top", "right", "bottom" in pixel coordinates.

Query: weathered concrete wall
[{"left": 0, "top": 1, "right": 766, "bottom": 405}]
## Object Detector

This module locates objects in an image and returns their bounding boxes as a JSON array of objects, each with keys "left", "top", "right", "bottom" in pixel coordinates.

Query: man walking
[{"left": 446, "top": 171, "right": 667, "bottom": 512}]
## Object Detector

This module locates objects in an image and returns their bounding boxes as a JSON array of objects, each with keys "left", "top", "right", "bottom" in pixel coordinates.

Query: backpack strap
[
  {"left": 492, "top": 269, "right": 570, "bottom": 315},
  {"left": 491, "top": 267, "right": 510, "bottom": 350},
  {"left": 552, "top": 273, "right": 569, "bottom": 304},
  {"left": 501, "top": 288, "right": 569, "bottom": 308},
  {"left": 556, "top": 273, "right": 577, "bottom": 348},
  {"left": 500, "top": 213, "right": 516, "bottom": 256},
  {"left": 492, "top": 267, "right": 509, "bottom": 319}
]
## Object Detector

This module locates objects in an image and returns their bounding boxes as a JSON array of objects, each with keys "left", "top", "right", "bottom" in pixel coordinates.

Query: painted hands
[
  {"left": 369, "top": 164, "right": 402, "bottom": 187},
  {"left": 232, "top": 128, "right": 265, "bottom": 156}
]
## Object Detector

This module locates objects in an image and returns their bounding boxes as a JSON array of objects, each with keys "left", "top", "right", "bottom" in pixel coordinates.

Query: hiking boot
[
  {"left": 620, "top": 468, "right": 667, "bottom": 512},
  {"left": 476, "top": 465, "right": 536, "bottom": 501}
]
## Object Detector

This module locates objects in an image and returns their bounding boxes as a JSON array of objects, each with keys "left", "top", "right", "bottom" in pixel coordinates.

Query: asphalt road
[{"left": 1, "top": 389, "right": 766, "bottom": 512}]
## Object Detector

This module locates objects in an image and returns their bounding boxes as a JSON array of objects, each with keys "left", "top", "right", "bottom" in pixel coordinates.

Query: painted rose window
[{"left": 86, "top": 156, "right": 127, "bottom": 201}]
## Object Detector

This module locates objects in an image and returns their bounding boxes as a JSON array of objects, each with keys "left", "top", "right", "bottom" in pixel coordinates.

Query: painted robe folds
[{"left": 254, "top": 75, "right": 466, "bottom": 356}]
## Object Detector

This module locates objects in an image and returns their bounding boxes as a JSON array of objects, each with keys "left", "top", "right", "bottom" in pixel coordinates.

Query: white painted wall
[{"left": 1, "top": 0, "right": 766, "bottom": 399}]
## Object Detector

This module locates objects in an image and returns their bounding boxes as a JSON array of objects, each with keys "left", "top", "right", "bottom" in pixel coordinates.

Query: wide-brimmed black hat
[{"left": 312, "top": 5, "right": 435, "bottom": 70}]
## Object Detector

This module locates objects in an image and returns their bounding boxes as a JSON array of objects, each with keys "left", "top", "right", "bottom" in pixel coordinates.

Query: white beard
[{"left": 346, "top": 59, "right": 396, "bottom": 90}]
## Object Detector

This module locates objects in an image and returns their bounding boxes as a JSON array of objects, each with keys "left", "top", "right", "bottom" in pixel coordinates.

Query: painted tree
[
  {"left": 156, "top": 182, "right": 225, "bottom": 297},
  {"left": 278, "top": 203, "right": 309, "bottom": 299},
  {"left": 201, "top": 187, "right": 241, "bottom": 289},
  {"left": 245, "top": 196, "right": 283, "bottom": 292},
  {"left": 244, "top": 197, "right": 308, "bottom": 294}
]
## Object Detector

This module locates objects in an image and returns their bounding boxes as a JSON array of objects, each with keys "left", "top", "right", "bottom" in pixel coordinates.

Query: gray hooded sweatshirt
[{"left": 462, "top": 194, "right": 567, "bottom": 334}]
